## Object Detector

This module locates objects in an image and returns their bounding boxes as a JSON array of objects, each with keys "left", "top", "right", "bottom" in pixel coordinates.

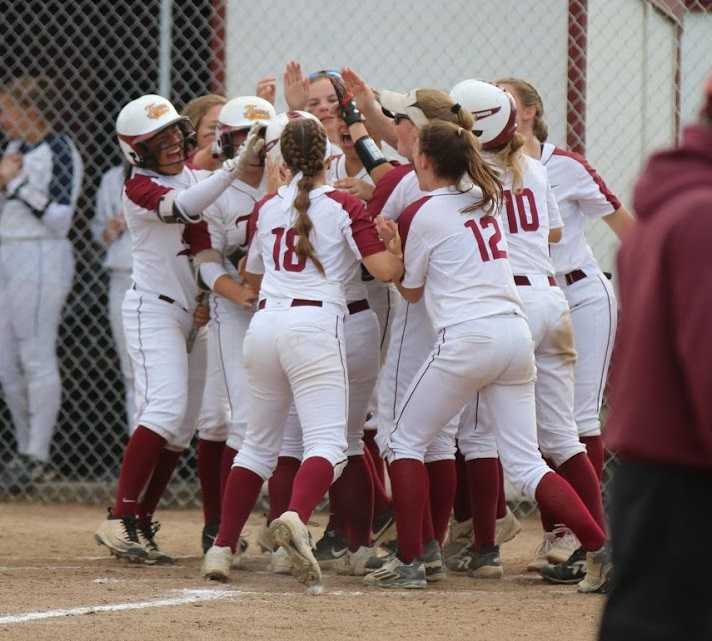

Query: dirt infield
[{"left": 0, "top": 504, "right": 603, "bottom": 641}]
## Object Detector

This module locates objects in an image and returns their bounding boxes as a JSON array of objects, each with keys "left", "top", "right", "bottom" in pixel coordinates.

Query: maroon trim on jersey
[
  {"left": 125, "top": 174, "right": 172, "bottom": 213},
  {"left": 366, "top": 163, "right": 415, "bottom": 219},
  {"left": 552, "top": 148, "right": 622, "bottom": 211},
  {"left": 183, "top": 220, "right": 212, "bottom": 255},
  {"left": 246, "top": 192, "right": 279, "bottom": 244},
  {"left": 326, "top": 190, "right": 385, "bottom": 258},
  {"left": 397, "top": 196, "right": 431, "bottom": 250}
]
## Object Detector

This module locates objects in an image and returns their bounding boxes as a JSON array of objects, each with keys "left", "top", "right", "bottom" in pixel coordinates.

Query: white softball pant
[
  {"left": 0, "top": 238, "right": 74, "bottom": 462},
  {"left": 197, "top": 294, "right": 253, "bottom": 451},
  {"left": 376, "top": 297, "right": 458, "bottom": 462},
  {"left": 387, "top": 315, "right": 553, "bottom": 500},
  {"left": 556, "top": 270, "right": 618, "bottom": 437},
  {"left": 235, "top": 300, "right": 349, "bottom": 481},
  {"left": 459, "top": 281, "right": 586, "bottom": 468},
  {"left": 123, "top": 288, "right": 207, "bottom": 451},
  {"left": 108, "top": 270, "right": 135, "bottom": 434}
]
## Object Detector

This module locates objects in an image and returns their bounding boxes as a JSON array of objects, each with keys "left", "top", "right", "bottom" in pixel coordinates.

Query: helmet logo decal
[
  {"left": 244, "top": 104, "right": 272, "bottom": 120},
  {"left": 145, "top": 102, "right": 171, "bottom": 119},
  {"left": 472, "top": 106, "right": 501, "bottom": 121}
]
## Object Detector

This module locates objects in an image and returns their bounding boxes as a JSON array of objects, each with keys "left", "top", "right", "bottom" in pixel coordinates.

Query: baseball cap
[{"left": 377, "top": 89, "right": 431, "bottom": 128}]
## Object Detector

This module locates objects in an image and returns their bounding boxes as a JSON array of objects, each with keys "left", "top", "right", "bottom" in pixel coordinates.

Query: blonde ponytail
[{"left": 493, "top": 132, "right": 526, "bottom": 193}]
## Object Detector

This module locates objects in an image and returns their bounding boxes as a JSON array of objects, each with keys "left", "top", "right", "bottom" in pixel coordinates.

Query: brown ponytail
[
  {"left": 280, "top": 118, "right": 327, "bottom": 274},
  {"left": 492, "top": 131, "right": 526, "bottom": 193},
  {"left": 418, "top": 121, "right": 502, "bottom": 215},
  {"left": 495, "top": 77, "right": 549, "bottom": 143}
]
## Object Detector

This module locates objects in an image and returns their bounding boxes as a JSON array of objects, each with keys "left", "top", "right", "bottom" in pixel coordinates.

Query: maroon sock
[
  {"left": 338, "top": 455, "right": 374, "bottom": 550},
  {"left": 580, "top": 435, "right": 605, "bottom": 481},
  {"left": 363, "top": 430, "right": 385, "bottom": 485},
  {"left": 453, "top": 450, "right": 471, "bottom": 522},
  {"left": 538, "top": 457, "right": 558, "bottom": 532},
  {"left": 534, "top": 472, "right": 606, "bottom": 551},
  {"left": 288, "top": 457, "right": 334, "bottom": 524},
  {"left": 267, "top": 456, "right": 300, "bottom": 523},
  {"left": 197, "top": 439, "right": 225, "bottom": 526},
  {"left": 422, "top": 468, "right": 435, "bottom": 546},
  {"left": 137, "top": 448, "right": 182, "bottom": 520},
  {"left": 466, "top": 458, "right": 499, "bottom": 550},
  {"left": 426, "top": 459, "right": 456, "bottom": 546},
  {"left": 220, "top": 446, "right": 238, "bottom": 496},
  {"left": 327, "top": 480, "right": 347, "bottom": 535},
  {"left": 215, "top": 466, "right": 264, "bottom": 552},
  {"left": 557, "top": 452, "right": 606, "bottom": 532},
  {"left": 390, "top": 458, "right": 427, "bottom": 563},
  {"left": 496, "top": 459, "right": 507, "bottom": 519},
  {"left": 112, "top": 426, "right": 166, "bottom": 517},
  {"left": 364, "top": 446, "right": 391, "bottom": 515}
]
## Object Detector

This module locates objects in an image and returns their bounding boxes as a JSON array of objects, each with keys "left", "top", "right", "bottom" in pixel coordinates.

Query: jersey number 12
[
  {"left": 465, "top": 216, "right": 507, "bottom": 262},
  {"left": 271, "top": 227, "right": 307, "bottom": 272}
]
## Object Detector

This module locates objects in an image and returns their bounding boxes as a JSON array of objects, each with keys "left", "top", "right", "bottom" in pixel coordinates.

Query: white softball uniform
[
  {"left": 368, "top": 165, "right": 458, "bottom": 462},
  {"left": 542, "top": 143, "right": 620, "bottom": 437},
  {"left": 196, "top": 177, "right": 264, "bottom": 452},
  {"left": 235, "top": 178, "right": 385, "bottom": 481},
  {"left": 386, "top": 186, "right": 558, "bottom": 499},
  {"left": 0, "top": 134, "right": 83, "bottom": 462},
  {"left": 458, "top": 156, "right": 586, "bottom": 468},
  {"left": 90, "top": 165, "right": 135, "bottom": 434},
  {"left": 121, "top": 166, "right": 235, "bottom": 449}
]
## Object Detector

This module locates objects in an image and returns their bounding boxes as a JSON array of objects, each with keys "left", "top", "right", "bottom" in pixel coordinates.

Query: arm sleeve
[
  {"left": 568, "top": 156, "right": 621, "bottom": 219},
  {"left": 366, "top": 164, "right": 414, "bottom": 220},
  {"left": 401, "top": 227, "right": 429, "bottom": 289},
  {"left": 547, "top": 182, "right": 563, "bottom": 229},
  {"left": 173, "top": 168, "right": 234, "bottom": 219}
]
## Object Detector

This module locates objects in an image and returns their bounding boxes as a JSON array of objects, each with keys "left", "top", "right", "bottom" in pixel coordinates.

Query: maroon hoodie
[{"left": 605, "top": 124, "right": 712, "bottom": 471}]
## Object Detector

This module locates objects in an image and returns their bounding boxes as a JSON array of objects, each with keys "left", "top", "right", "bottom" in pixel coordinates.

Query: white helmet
[
  {"left": 215, "top": 96, "right": 276, "bottom": 159},
  {"left": 263, "top": 111, "right": 323, "bottom": 164},
  {"left": 116, "top": 94, "right": 194, "bottom": 167},
  {"left": 449, "top": 80, "right": 517, "bottom": 150}
]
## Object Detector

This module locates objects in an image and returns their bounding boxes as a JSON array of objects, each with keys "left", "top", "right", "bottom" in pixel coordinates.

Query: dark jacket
[{"left": 605, "top": 124, "right": 712, "bottom": 471}]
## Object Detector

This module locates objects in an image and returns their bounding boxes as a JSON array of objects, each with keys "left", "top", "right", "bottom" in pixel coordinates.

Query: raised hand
[
  {"left": 283, "top": 61, "right": 309, "bottom": 111},
  {"left": 256, "top": 75, "right": 277, "bottom": 105}
]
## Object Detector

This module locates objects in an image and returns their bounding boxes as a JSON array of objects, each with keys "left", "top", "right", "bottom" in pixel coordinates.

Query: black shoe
[
  {"left": 540, "top": 546, "right": 587, "bottom": 584},
  {"left": 314, "top": 528, "right": 348, "bottom": 567},
  {"left": 202, "top": 522, "right": 219, "bottom": 555},
  {"left": 372, "top": 508, "right": 395, "bottom": 543}
]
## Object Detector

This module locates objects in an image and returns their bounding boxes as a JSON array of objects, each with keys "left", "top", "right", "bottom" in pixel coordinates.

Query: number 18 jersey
[
  {"left": 398, "top": 186, "right": 523, "bottom": 331},
  {"left": 245, "top": 178, "right": 385, "bottom": 307}
]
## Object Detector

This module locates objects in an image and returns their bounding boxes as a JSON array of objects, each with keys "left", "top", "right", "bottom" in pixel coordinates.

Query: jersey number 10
[
  {"left": 464, "top": 216, "right": 507, "bottom": 262},
  {"left": 271, "top": 227, "right": 307, "bottom": 272},
  {"left": 504, "top": 188, "right": 539, "bottom": 233}
]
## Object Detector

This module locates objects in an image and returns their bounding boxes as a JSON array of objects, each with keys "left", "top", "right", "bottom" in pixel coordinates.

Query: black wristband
[{"left": 354, "top": 136, "right": 388, "bottom": 173}]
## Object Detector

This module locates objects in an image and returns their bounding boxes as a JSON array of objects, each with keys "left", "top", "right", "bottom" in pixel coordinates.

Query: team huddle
[{"left": 92, "top": 64, "right": 634, "bottom": 594}]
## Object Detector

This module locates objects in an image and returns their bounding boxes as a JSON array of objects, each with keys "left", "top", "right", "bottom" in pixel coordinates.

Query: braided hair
[{"left": 280, "top": 118, "right": 327, "bottom": 274}]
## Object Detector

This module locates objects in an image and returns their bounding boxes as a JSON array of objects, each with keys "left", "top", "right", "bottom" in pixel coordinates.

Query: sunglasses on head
[
  {"left": 393, "top": 113, "right": 412, "bottom": 125},
  {"left": 308, "top": 69, "right": 343, "bottom": 82}
]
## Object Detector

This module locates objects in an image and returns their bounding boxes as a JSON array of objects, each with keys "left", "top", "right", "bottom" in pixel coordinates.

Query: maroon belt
[
  {"left": 257, "top": 298, "right": 323, "bottom": 310},
  {"left": 347, "top": 299, "right": 370, "bottom": 315},
  {"left": 564, "top": 269, "right": 587, "bottom": 286},
  {"left": 514, "top": 275, "right": 556, "bottom": 287}
]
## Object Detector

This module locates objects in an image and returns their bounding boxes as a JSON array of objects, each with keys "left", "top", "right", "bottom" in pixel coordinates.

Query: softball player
[
  {"left": 498, "top": 78, "right": 633, "bottom": 578},
  {"left": 365, "top": 119, "right": 608, "bottom": 592},
  {"left": 0, "top": 75, "right": 83, "bottom": 485},
  {"left": 338, "top": 81, "right": 470, "bottom": 562},
  {"left": 446, "top": 81, "right": 605, "bottom": 581},
  {"left": 188, "top": 96, "right": 275, "bottom": 555},
  {"left": 202, "top": 116, "right": 402, "bottom": 590},
  {"left": 94, "top": 94, "right": 259, "bottom": 564},
  {"left": 91, "top": 164, "right": 134, "bottom": 434}
]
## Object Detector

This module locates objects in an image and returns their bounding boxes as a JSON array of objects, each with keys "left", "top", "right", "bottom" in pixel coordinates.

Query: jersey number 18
[{"left": 271, "top": 227, "right": 307, "bottom": 272}]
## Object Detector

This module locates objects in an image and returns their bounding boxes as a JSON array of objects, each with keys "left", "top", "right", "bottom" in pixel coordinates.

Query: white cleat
[
  {"left": 335, "top": 545, "right": 378, "bottom": 576},
  {"left": 527, "top": 532, "right": 556, "bottom": 572},
  {"left": 94, "top": 512, "right": 147, "bottom": 563},
  {"left": 546, "top": 527, "right": 581, "bottom": 564},
  {"left": 202, "top": 545, "right": 233, "bottom": 581},
  {"left": 495, "top": 507, "right": 522, "bottom": 545},
  {"left": 443, "top": 518, "right": 473, "bottom": 560},
  {"left": 270, "top": 511, "right": 322, "bottom": 588},
  {"left": 269, "top": 547, "right": 293, "bottom": 575},
  {"left": 577, "top": 546, "right": 612, "bottom": 594}
]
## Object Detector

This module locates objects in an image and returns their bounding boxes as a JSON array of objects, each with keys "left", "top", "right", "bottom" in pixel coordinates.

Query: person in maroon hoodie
[{"left": 599, "top": 77, "right": 712, "bottom": 641}]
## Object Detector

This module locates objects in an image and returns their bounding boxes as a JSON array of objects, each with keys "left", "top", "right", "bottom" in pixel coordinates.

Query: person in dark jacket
[{"left": 599, "top": 77, "right": 712, "bottom": 641}]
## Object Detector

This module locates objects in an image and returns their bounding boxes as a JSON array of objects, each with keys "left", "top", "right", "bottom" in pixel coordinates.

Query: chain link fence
[{"left": 0, "top": 0, "right": 710, "bottom": 509}]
